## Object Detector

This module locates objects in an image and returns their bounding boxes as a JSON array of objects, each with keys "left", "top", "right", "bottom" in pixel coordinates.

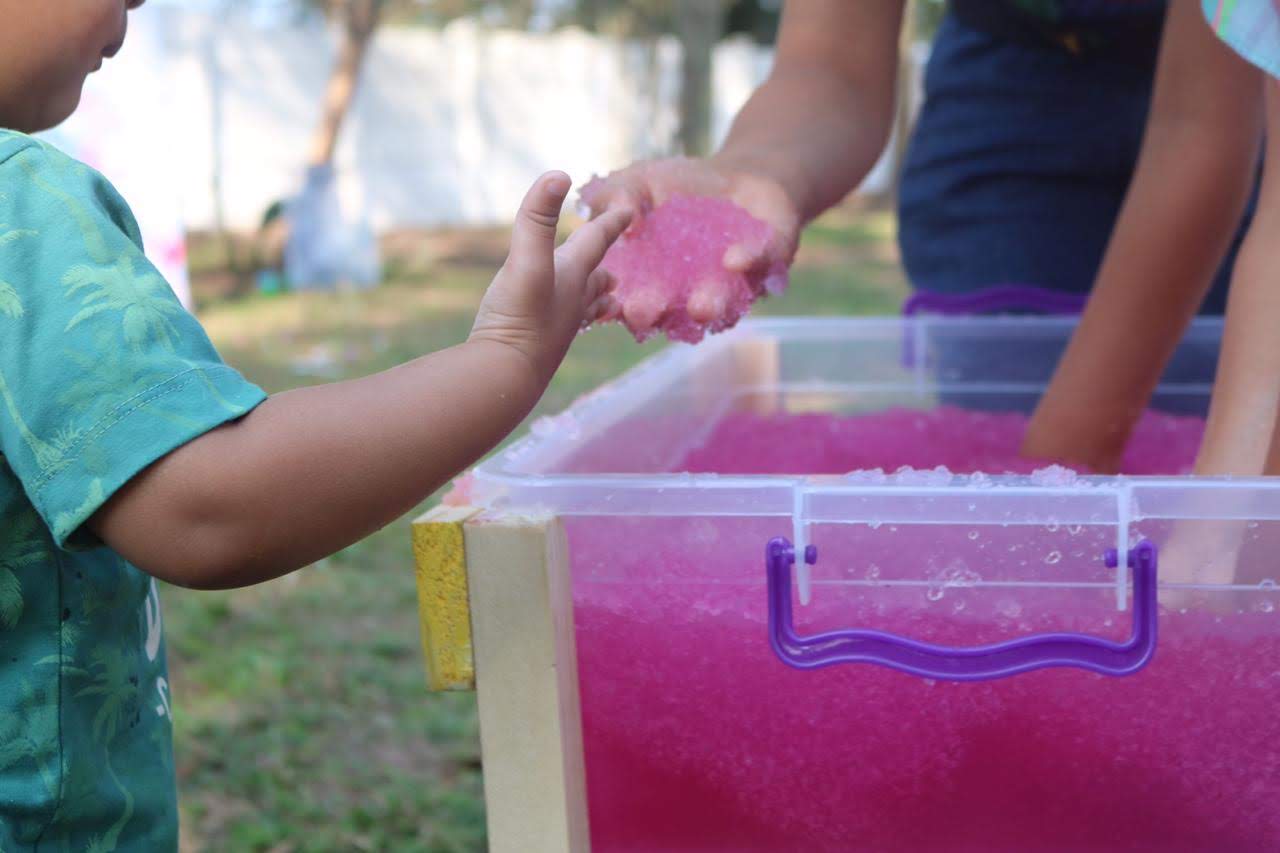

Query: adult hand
[{"left": 579, "top": 157, "right": 800, "bottom": 330}]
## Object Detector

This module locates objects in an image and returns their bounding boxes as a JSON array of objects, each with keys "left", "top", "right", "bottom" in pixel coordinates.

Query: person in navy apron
[
  {"left": 901, "top": 1, "right": 1243, "bottom": 313},
  {"left": 583, "top": 1, "right": 1252, "bottom": 412}
]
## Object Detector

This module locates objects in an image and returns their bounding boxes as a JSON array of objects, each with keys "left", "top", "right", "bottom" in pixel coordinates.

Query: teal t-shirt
[{"left": 0, "top": 132, "right": 267, "bottom": 849}]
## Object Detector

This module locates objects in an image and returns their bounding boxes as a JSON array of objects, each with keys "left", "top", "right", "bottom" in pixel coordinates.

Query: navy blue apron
[{"left": 896, "top": 2, "right": 1254, "bottom": 415}]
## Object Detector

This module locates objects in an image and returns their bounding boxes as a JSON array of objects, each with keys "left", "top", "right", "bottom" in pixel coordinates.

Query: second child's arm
[
  {"left": 89, "top": 174, "right": 630, "bottom": 589},
  {"left": 1205, "top": 80, "right": 1280, "bottom": 476},
  {"left": 1021, "top": 0, "right": 1262, "bottom": 472}
]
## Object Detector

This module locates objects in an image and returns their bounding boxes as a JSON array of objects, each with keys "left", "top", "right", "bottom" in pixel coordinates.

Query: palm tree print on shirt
[
  {"left": 63, "top": 256, "right": 185, "bottom": 352},
  {"left": 72, "top": 647, "right": 140, "bottom": 852},
  {"left": 0, "top": 507, "right": 43, "bottom": 630},
  {"left": 0, "top": 279, "right": 60, "bottom": 469},
  {"left": 0, "top": 280, "right": 20, "bottom": 318},
  {"left": 59, "top": 330, "right": 172, "bottom": 420},
  {"left": 0, "top": 680, "right": 60, "bottom": 800},
  {"left": 17, "top": 149, "right": 112, "bottom": 264},
  {"left": 0, "top": 215, "right": 37, "bottom": 318},
  {"left": 51, "top": 479, "right": 105, "bottom": 543},
  {"left": 22, "top": 644, "right": 144, "bottom": 853},
  {"left": 0, "top": 368, "right": 60, "bottom": 470}
]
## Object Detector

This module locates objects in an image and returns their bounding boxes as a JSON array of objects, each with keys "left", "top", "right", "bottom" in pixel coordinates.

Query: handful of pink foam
[{"left": 585, "top": 190, "right": 789, "bottom": 344}]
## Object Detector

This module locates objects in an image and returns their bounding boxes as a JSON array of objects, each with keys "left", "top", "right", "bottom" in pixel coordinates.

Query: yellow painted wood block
[{"left": 411, "top": 505, "right": 480, "bottom": 690}]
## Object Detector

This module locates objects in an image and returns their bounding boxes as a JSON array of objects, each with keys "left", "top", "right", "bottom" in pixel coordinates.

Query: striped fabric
[{"left": 1204, "top": 0, "right": 1280, "bottom": 77}]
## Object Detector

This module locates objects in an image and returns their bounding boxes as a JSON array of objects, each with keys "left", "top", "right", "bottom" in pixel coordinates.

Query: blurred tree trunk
[
  {"left": 675, "top": 0, "right": 724, "bottom": 156},
  {"left": 309, "top": 0, "right": 386, "bottom": 166},
  {"left": 205, "top": 13, "right": 257, "bottom": 296},
  {"left": 577, "top": 0, "right": 600, "bottom": 31}
]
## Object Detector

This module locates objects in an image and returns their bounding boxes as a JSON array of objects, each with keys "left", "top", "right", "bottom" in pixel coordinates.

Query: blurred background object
[{"left": 74, "top": 0, "right": 920, "bottom": 299}]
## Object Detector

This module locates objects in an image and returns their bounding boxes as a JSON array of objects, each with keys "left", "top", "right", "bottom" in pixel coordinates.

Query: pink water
[
  {"left": 596, "top": 194, "right": 787, "bottom": 344},
  {"left": 569, "top": 407, "right": 1280, "bottom": 851}
]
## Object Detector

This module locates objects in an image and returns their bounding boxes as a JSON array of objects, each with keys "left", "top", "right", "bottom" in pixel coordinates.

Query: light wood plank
[{"left": 464, "top": 512, "right": 589, "bottom": 853}]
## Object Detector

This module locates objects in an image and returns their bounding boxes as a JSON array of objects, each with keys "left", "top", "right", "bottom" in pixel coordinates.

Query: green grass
[{"left": 170, "top": 206, "right": 906, "bottom": 851}]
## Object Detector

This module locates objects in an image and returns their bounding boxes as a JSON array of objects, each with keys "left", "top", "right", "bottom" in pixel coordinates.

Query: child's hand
[
  {"left": 1156, "top": 518, "right": 1247, "bottom": 613},
  {"left": 470, "top": 171, "right": 632, "bottom": 384}
]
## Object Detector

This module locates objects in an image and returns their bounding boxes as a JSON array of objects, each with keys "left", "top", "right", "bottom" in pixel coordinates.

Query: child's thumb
[{"left": 507, "top": 172, "right": 570, "bottom": 271}]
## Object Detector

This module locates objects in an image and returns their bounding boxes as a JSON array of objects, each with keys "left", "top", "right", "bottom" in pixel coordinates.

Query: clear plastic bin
[{"left": 469, "top": 317, "right": 1280, "bottom": 852}]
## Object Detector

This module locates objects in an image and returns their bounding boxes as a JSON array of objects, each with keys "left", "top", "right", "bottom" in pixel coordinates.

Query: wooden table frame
[{"left": 412, "top": 506, "right": 587, "bottom": 853}]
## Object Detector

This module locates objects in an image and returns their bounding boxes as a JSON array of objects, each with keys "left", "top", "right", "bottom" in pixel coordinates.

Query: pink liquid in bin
[
  {"left": 680, "top": 407, "right": 1206, "bottom": 476},
  {"left": 567, "top": 409, "right": 1280, "bottom": 851}
]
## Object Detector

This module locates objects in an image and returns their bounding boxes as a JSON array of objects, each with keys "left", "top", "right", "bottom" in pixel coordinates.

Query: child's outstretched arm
[
  {"left": 1021, "top": 0, "right": 1262, "bottom": 472},
  {"left": 88, "top": 173, "right": 630, "bottom": 589},
  {"left": 1137, "top": 82, "right": 1280, "bottom": 594}
]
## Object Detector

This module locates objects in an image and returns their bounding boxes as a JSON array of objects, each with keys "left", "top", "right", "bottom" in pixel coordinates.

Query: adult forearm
[
  {"left": 713, "top": 0, "right": 904, "bottom": 223},
  {"left": 714, "top": 65, "right": 898, "bottom": 223}
]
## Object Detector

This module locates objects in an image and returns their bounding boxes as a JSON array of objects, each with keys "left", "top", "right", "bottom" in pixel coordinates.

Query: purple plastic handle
[
  {"left": 766, "top": 538, "right": 1158, "bottom": 681},
  {"left": 900, "top": 286, "right": 1089, "bottom": 369},
  {"left": 902, "top": 285, "right": 1088, "bottom": 318}
]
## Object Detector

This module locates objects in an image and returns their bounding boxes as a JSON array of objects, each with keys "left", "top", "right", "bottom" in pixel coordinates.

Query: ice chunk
[{"left": 1030, "top": 464, "right": 1080, "bottom": 487}]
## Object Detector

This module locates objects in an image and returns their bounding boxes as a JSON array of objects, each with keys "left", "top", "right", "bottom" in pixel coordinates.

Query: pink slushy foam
[
  {"left": 574, "top": 567, "right": 1280, "bottom": 851},
  {"left": 679, "top": 406, "right": 1205, "bottom": 475},
  {"left": 594, "top": 194, "right": 787, "bottom": 344},
  {"left": 565, "top": 407, "right": 1280, "bottom": 850}
]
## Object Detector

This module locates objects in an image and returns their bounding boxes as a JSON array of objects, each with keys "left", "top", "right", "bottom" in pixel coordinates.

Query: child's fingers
[
  {"left": 579, "top": 271, "right": 616, "bottom": 328},
  {"left": 583, "top": 294, "right": 620, "bottom": 328},
  {"left": 593, "top": 208, "right": 634, "bottom": 250},
  {"left": 555, "top": 208, "right": 633, "bottom": 285},
  {"left": 584, "top": 268, "right": 616, "bottom": 306},
  {"left": 560, "top": 208, "right": 633, "bottom": 265},
  {"left": 595, "top": 187, "right": 643, "bottom": 221},
  {"left": 506, "top": 171, "right": 571, "bottom": 276},
  {"left": 601, "top": 294, "right": 621, "bottom": 320},
  {"left": 580, "top": 176, "right": 649, "bottom": 224}
]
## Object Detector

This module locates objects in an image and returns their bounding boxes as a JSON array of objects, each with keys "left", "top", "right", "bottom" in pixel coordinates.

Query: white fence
[{"left": 57, "top": 8, "right": 901, "bottom": 234}]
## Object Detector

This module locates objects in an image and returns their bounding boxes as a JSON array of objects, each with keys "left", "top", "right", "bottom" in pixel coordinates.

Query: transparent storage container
[{"left": 470, "top": 317, "right": 1280, "bottom": 852}]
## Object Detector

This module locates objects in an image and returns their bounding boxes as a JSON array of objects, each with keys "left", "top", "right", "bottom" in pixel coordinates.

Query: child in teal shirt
[{"left": 0, "top": 2, "right": 628, "bottom": 848}]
